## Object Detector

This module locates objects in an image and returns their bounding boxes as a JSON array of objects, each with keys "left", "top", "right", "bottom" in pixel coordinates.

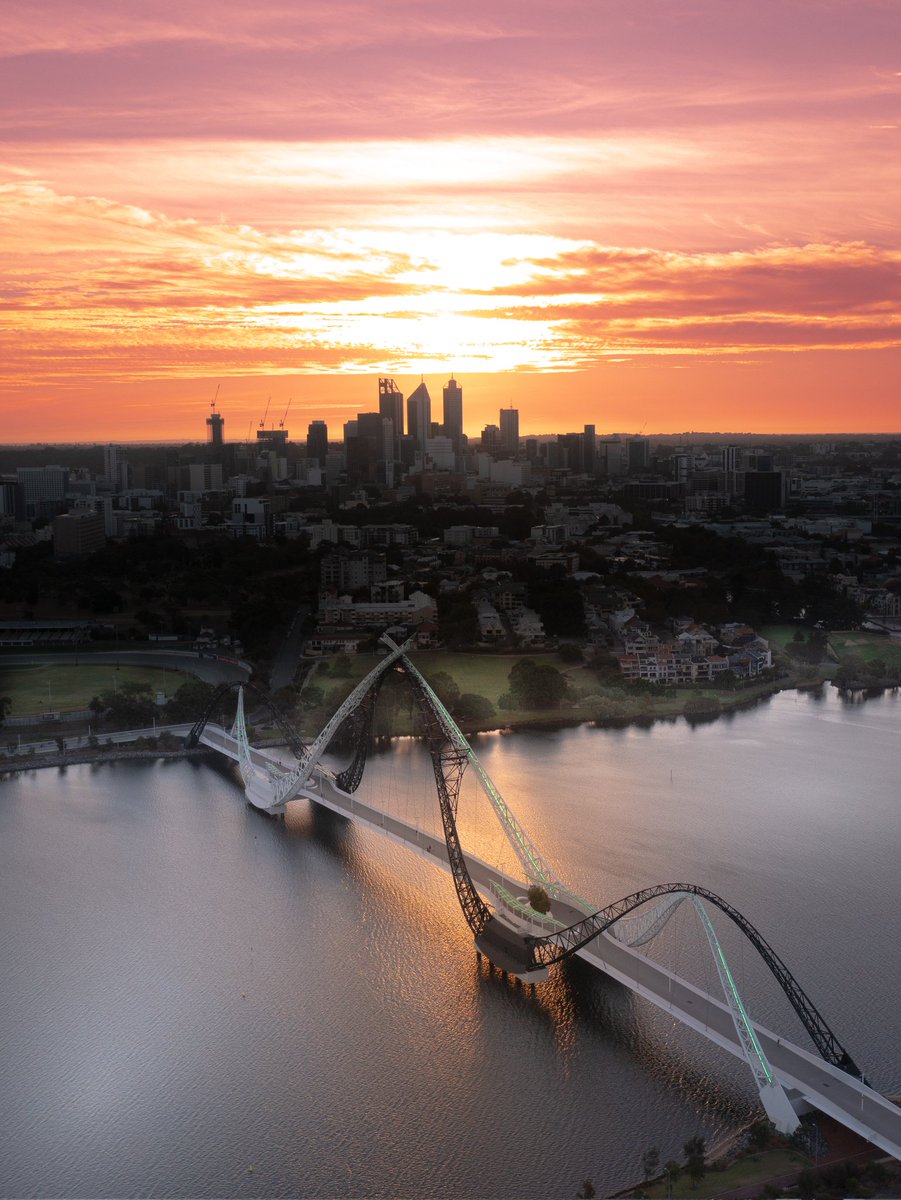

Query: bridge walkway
[{"left": 198, "top": 724, "right": 901, "bottom": 1159}]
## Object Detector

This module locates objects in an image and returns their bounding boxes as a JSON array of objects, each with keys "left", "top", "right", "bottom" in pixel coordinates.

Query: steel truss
[
  {"left": 333, "top": 671, "right": 389, "bottom": 793},
  {"left": 525, "top": 882, "right": 862, "bottom": 1077},
  {"left": 405, "top": 665, "right": 492, "bottom": 938}
]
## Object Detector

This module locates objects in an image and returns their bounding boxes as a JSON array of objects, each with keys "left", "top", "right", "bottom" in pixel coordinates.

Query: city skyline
[{"left": 2, "top": 1, "right": 900, "bottom": 440}]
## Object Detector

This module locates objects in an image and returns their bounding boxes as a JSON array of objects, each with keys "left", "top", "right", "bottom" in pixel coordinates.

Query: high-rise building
[
  {"left": 344, "top": 412, "right": 394, "bottom": 483},
  {"left": 722, "top": 444, "right": 742, "bottom": 497},
  {"left": 499, "top": 407, "right": 519, "bottom": 457},
  {"left": 407, "top": 381, "right": 432, "bottom": 457},
  {"left": 442, "top": 377, "right": 463, "bottom": 459},
  {"left": 102, "top": 444, "right": 118, "bottom": 482},
  {"left": 558, "top": 432, "right": 586, "bottom": 473},
  {"left": 206, "top": 404, "right": 224, "bottom": 449},
  {"left": 627, "top": 437, "right": 650, "bottom": 474},
  {"left": 744, "top": 471, "right": 785, "bottom": 514},
  {"left": 16, "top": 466, "right": 69, "bottom": 520},
  {"left": 101, "top": 445, "right": 129, "bottom": 491},
  {"left": 52, "top": 510, "right": 106, "bottom": 559},
  {"left": 379, "top": 377, "right": 404, "bottom": 453},
  {"left": 583, "top": 425, "right": 597, "bottom": 475},
  {"left": 598, "top": 438, "right": 624, "bottom": 477},
  {"left": 480, "top": 424, "right": 501, "bottom": 455},
  {"left": 0, "top": 478, "right": 18, "bottom": 517},
  {"left": 306, "top": 420, "right": 328, "bottom": 467}
]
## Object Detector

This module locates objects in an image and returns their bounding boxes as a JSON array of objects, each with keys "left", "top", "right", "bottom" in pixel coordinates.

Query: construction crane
[
  {"left": 280, "top": 398, "right": 292, "bottom": 429},
  {"left": 259, "top": 397, "right": 271, "bottom": 430}
]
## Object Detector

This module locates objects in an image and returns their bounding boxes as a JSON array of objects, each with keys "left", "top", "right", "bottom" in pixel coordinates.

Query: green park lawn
[
  {"left": 759, "top": 624, "right": 804, "bottom": 655},
  {"left": 828, "top": 629, "right": 901, "bottom": 666},
  {"left": 1, "top": 662, "right": 189, "bottom": 716},
  {"left": 311, "top": 650, "right": 590, "bottom": 711},
  {"left": 762, "top": 624, "right": 901, "bottom": 671}
]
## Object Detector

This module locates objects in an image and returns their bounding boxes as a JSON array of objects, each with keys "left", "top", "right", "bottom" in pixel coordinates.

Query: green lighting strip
[
  {"left": 691, "top": 897, "right": 774, "bottom": 1086},
  {"left": 401, "top": 656, "right": 557, "bottom": 887}
]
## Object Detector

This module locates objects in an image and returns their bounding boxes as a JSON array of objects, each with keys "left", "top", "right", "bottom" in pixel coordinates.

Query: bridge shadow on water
[
  {"left": 471, "top": 945, "right": 756, "bottom": 1127},
  {"left": 269, "top": 789, "right": 757, "bottom": 1129}
]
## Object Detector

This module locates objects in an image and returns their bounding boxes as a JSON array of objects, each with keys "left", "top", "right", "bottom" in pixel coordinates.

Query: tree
[
  {"left": 663, "top": 1160, "right": 681, "bottom": 1198},
  {"left": 455, "top": 693, "right": 495, "bottom": 722},
  {"left": 164, "top": 677, "right": 216, "bottom": 722},
  {"left": 747, "top": 1119, "right": 774, "bottom": 1151},
  {"left": 507, "top": 659, "right": 567, "bottom": 710},
  {"left": 557, "top": 642, "right": 584, "bottom": 664},
  {"left": 834, "top": 654, "right": 865, "bottom": 687},
  {"left": 300, "top": 684, "right": 325, "bottom": 710},
  {"left": 683, "top": 1135, "right": 706, "bottom": 1188},
  {"left": 428, "top": 670, "right": 461, "bottom": 713},
  {"left": 89, "top": 680, "right": 157, "bottom": 729},
  {"left": 576, "top": 1177, "right": 595, "bottom": 1198},
  {"left": 641, "top": 1146, "right": 660, "bottom": 1182},
  {"left": 797, "top": 1168, "right": 816, "bottom": 1200},
  {"left": 527, "top": 884, "right": 551, "bottom": 914}
]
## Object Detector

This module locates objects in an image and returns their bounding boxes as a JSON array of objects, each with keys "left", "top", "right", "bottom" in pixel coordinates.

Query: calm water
[{"left": 1, "top": 687, "right": 899, "bottom": 1198}]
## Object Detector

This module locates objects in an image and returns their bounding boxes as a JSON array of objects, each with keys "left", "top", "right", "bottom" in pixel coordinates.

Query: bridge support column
[{"left": 758, "top": 1079, "right": 803, "bottom": 1135}]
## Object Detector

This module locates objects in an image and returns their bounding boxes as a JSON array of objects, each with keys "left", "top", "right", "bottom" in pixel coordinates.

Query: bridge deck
[{"left": 198, "top": 725, "right": 901, "bottom": 1159}]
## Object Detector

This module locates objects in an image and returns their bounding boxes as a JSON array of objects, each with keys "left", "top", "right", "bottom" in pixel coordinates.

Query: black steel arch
[
  {"left": 525, "top": 882, "right": 863, "bottom": 1078},
  {"left": 183, "top": 679, "right": 308, "bottom": 761},
  {"left": 333, "top": 671, "right": 389, "bottom": 793},
  {"left": 402, "top": 665, "right": 492, "bottom": 938}
]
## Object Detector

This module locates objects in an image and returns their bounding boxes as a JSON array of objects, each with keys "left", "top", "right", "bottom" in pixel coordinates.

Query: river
[{"left": 1, "top": 686, "right": 898, "bottom": 1197}]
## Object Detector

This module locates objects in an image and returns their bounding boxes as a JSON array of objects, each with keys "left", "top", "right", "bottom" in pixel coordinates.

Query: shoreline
[
  {"left": 0, "top": 746, "right": 211, "bottom": 776},
  {"left": 2, "top": 676, "right": 895, "bottom": 777}
]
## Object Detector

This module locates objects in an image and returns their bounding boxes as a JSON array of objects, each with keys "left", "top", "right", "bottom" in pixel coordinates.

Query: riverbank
[
  {"left": 0, "top": 745, "right": 210, "bottom": 776},
  {"left": 291, "top": 663, "right": 800, "bottom": 741},
  {"left": 615, "top": 1112, "right": 899, "bottom": 1200}
]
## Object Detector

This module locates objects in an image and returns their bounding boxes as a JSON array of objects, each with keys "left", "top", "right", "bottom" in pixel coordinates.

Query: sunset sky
[{"left": 2, "top": 0, "right": 900, "bottom": 441}]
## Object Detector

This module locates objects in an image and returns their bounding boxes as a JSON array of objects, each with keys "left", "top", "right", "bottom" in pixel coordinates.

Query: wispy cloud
[{"left": 2, "top": 0, "right": 900, "bottom": 433}]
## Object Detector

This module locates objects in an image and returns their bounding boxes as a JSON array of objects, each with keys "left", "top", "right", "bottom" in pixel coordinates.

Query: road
[
  {"left": 2, "top": 723, "right": 194, "bottom": 756},
  {"left": 269, "top": 605, "right": 310, "bottom": 692}
]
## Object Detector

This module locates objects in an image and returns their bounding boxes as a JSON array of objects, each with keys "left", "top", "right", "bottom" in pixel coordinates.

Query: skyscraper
[
  {"left": 627, "top": 437, "right": 649, "bottom": 474},
  {"left": 206, "top": 404, "right": 224, "bottom": 449},
  {"left": 442, "top": 377, "right": 463, "bottom": 460},
  {"left": 306, "top": 420, "right": 328, "bottom": 466},
  {"left": 583, "top": 424, "right": 597, "bottom": 475},
  {"left": 379, "top": 377, "right": 404, "bottom": 454},
  {"left": 499, "top": 407, "right": 519, "bottom": 457},
  {"left": 407, "top": 381, "right": 432, "bottom": 457}
]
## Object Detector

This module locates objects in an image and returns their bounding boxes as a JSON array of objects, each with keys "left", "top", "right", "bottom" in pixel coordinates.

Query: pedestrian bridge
[{"left": 186, "top": 636, "right": 901, "bottom": 1159}]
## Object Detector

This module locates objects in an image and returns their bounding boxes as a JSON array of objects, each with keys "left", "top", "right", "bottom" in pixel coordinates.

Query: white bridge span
[{"left": 195, "top": 645, "right": 901, "bottom": 1161}]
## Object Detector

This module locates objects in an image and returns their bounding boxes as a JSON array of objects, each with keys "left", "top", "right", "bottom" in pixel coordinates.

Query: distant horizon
[{"left": 2, "top": 428, "right": 900, "bottom": 450}]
